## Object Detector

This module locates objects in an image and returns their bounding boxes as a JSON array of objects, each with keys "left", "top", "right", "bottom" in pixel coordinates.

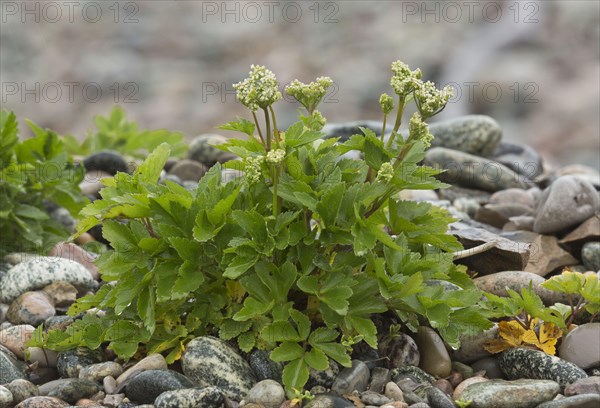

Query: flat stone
[
  {"left": 413, "top": 327, "right": 451, "bottom": 378},
  {"left": 564, "top": 376, "right": 600, "bottom": 396},
  {"left": 559, "top": 323, "right": 600, "bottom": 370},
  {"left": 331, "top": 360, "right": 370, "bottom": 395},
  {"left": 38, "top": 379, "right": 100, "bottom": 405},
  {"left": 533, "top": 176, "right": 600, "bottom": 234},
  {"left": 154, "top": 387, "right": 225, "bottom": 408},
  {"left": 453, "top": 376, "right": 489, "bottom": 400},
  {"left": 0, "top": 257, "right": 96, "bottom": 304},
  {"left": 475, "top": 204, "right": 532, "bottom": 228},
  {"left": 460, "top": 379, "right": 559, "bottom": 408},
  {"left": 424, "top": 147, "right": 529, "bottom": 192},
  {"left": 368, "top": 367, "right": 391, "bottom": 393},
  {"left": 490, "top": 188, "right": 536, "bottom": 208},
  {"left": 503, "top": 216, "right": 535, "bottom": 232},
  {"left": 41, "top": 281, "right": 78, "bottom": 308},
  {"left": 559, "top": 216, "right": 600, "bottom": 248},
  {"left": 7, "top": 291, "right": 56, "bottom": 326},
  {"left": 499, "top": 348, "right": 588, "bottom": 388},
  {"left": 124, "top": 369, "right": 196, "bottom": 404},
  {"left": 492, "top": 141, "right": 544, "bottom": 180},
  {"left": 535, "top": 394, "right": 600, "bottom": 408},
  {"left": 244, "top": 379, "right": 286, "bottom": 408},
  {"left": 473, "top": 271, "right": 574, "bottom": 306},
  {"left": 419, "top": 115, "right": 502, "bottom": 157},
  {"left": 181, "top": 336, "right": 256, "bottom": 401},
  {"left": 450, "top": 224, "right": 529, "bottom": 275}
]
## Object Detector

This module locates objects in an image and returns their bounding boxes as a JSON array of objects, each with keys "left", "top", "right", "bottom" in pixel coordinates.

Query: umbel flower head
[
  {"left": 390, "top": 60, "right": 422, "bottom": 97},
  {"left": 285, "top": 76, "right": 333, "bottom": 113},
  {"left": 379, "top": 93, "right": 394, "bottom": 115},
  {"left": 244, "top": 155, "right": 264, "bottom": 184},
  {"left": 408, "top": 112, "right": 434, "bottom": 148},
  {"left": 233, "top": 65, "right": 282, "bottom": 111},
  {"left": 376, "top": 162, "right": 394, "bottom": 183},
  {"left": 414, "top": 81, "right": 454, "bottom": 119}
]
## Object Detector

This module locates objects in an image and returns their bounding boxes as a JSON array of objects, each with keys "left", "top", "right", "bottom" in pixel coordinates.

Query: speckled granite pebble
[
  {"left": 181, "top": 336, "right": 256, "bottom": 401},
  {"left": 460, "top": 379, "right": 559, "bottom": 408},
  {"left": 15, "top": 396, "right": 69, "bottom": 407},
  {"left": 379, "top": 333, "right": 420, "bottom": 368},
  {"left": 0, "top": 346, "right": 27, "bottom": 384},
  {"left": 38, "top": 378, "right": 100, "bottom": 405},
  {"left": 56, "top": 348, "right": 104, "bottom": 378},
  {"left": 581, "top": 242, "right": 600, "bottom": 271},
  {"left": 0, "top": 385, "right": 13, "bottom": 407},
  {"left": 249, "top": 349, "right": 283, "bottom": 382},
  {"left": 535, "top": 394, "right": 600, "bottom": 408},
  {"left": 499, "top": 348, "right": 588, "bottom": 388},
  {"left": 0, "top": 258, "right": 96, "bottom": 304},
  {"left": 4, "top": 379, "right": 39, "bottom": 406},
  {"left": 154, "top": 386, "right": 224, "bottom": 408}
]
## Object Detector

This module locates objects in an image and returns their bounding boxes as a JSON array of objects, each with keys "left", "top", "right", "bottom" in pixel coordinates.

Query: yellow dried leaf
[
  {"left": 483, "top": 338, "right": 513, "bottom": 354},
  {"left": 497, "top": 320, "right": 526, "bottom": 347},
  {"left": 521, "top": 321, "right": 563, "bottom": 355}
]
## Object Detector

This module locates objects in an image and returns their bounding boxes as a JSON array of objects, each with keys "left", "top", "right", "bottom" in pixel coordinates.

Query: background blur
[{"left": 1, "top": 0, "right": 599, "bottom": 170}]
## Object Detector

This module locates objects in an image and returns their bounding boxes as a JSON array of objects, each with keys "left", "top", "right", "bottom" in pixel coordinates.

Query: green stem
[
  {"left": 251, "top": 111, "right": 265, "bottom": 145},
  {"left": 264, "top": 108, "right": 272, "bottom": 151},
  {"left": 272, "top": 165, "right": 279, "bottom": 217},
  {"left": 269, "top": 105, "right": 280, "bottom": 146},
  {"left": 380, "top": 114, "right": 387, "bottom": 143}
]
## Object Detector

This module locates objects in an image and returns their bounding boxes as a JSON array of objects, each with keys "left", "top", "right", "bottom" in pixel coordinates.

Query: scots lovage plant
[
  {"left": 39, "top": 62, "right": 491, "bottom": 394},
  {"left": 0, "top": 111, "right": 87, "bottom": 257}
]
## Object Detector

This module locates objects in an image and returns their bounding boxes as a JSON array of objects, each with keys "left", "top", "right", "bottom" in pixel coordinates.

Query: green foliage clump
[
  {"left": 0, "top": 111, "right": 87, "bottom": 257},
  {"left": 63, "top": 106, "right": 187, "bottom": 159},
  {"left": 35, "top": 62, "right": 492, "bottom": 395}
]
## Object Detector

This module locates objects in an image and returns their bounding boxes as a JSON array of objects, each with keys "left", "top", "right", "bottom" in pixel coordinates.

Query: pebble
[
  {"left": 103, "top": 376, "right": 117, "bottom": 394},
  {"left": 533, "top": 176, "right": 600, "bottom": 234},
  {"left": 473, "top": 271, "right": 573, "bottom": 306},
  {"left": 513, "top": 233, "right": 579, "bottom": 277},
  {"left": 471, "top": 357, "right": 504, "bottom": 379},
  {"left": 248, "top": 349, "right": 283, "bottom": 382},
  {"left": 564, "top": 376, "right": 600, "bottom": 396},
  {"left": 559, "top": 216, "right": 600, "bottom": 248},
  {"left": 26, "top": 347, "right": 58, "bottom": 368},
  {"left": 47, "top": 243, "right": 99, "bottom": 280},
  {"left": 168, "top": 159, "right": 207, "bottom": 182},
  {"left": 187, "top": 134, "right": 237, "bottom": 167},
  {"left": 83, "top": 151, "right": 130, "bottom": 175},
  {"left": 331, "top": 360, "right": 370, "bottom": 395},
  {"left": 426, "top": 386, "right": 455, "bottom": 408},
  {"left": 492, "top": 141, "right": 544, "bottom": 180},
  {"left": 14, "top": 396, "right": 69, "bottom": 408},
  {"left": 424, "top": 147, "right": 529, "bottom": 192},
  {"left": 124, "top": 369, "right": 196, "bottom": 404},
  {"left": 79, "top": 170, "right": 113, "bottom": 198},
  {"left": 413, "top": 327, "right": 451, "bottom": 378},
  {"left": 451, "top": 324, "right": 498, "bottom": 363},
  {"left": 559, "top": 323, "right": 600, "bottom": 370},
  {"left": 49, "top": 207, "right": 76, "bottom": 232},
  {"left": 28, "top": 367, "right": 59, "bottom": 386},
  {"left": 451, "top": 362, "right": 473, "bottom": 380},
  {"left": 44, "top": 316, "right": 74, "bottom": 332},
  {"left": 153, "top": 387, "right": 225, "bottom": 408},
  {"left": 419, "top": 115, "right": 502, "bottom": 157},
  {"left": 243, "top": 379, "right": 285, "bottom": 408},
  {"left": 452, "top": 376, "right": 489, "bottom": 400},
  {"left": 460, "top": 379, "right": 560, "bottom": 408},
  {"left": 304, "top": 394, "right": 354, "bottom": 408},
  {"left": 499, "top": 348, "right": 588, "bottom": 388},
  {"left": 581, "top": 242, "right": 600, "bottom": 271},
  {"left": 307, "top": 358, "right": 339, "bottom": 389},
  {"left": 0, "top": 258, "right": 97, "bottom": 304},
  {"left": 369, "top": 367, "right": 391, "bottom": 393},
  {"left": 536, "top": 394, "right": 600, "bottom": 408},
  {"left": 115, "top": 354, "right": 167, "bottom": 388},
  {"left": 181, "top": 336, "right": 256, "bottom": 401},
  {"left": 78, "top": 362, "right": 123, "bottom": 381},
  {"left": 489, "top": 187, "right": 536, "bottom": 207},
  {"left": 56, "top": 348, "right": 104, "bottom": 378},
  {"left": 554, "top": 165, "right": 600, "bottom": 189},
  {"left": 0, "top": 386, "right": 13, "bottom": 407},
  {"left": 379, "top": 333, "right": 420, "bottom": 368},
  {"left": 42, "top": 281, "right": 79, "bottom": 308},
  {"left": 361, "top": 390, "right": 392, "bottom": 406},
  {"left": 38, "top": 379, "right": 100, "bottom": 405},
  {"left": 7, "top": 291, "right": 56, "bottom": 326},
  {"left": 384, "top": 382, "right": 404, "bottom": 402},
  {"left": 0, "top": 324, "right": 35, "bottom": 359},
  {"left": 474, "top": 203, "right": 532, "bottom": 228},
  {"left": 392, "top": 366, "right": 435, "bottom": 385},
  {"left": 4, "top": 379, "right": 39, "bottom": 406}
]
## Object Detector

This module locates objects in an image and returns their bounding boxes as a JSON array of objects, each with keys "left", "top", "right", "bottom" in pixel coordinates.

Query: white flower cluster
[
  {"left": 390, "top": 61, "right": 422, "bottom": 97},
  {"left": 379, "top": 93, "right": 395, "bottom": 115},
  {"left": 285, "top": 76, "right": 333, "bottom": 112},
  {"left": 244, "top": 156, "right": 264, "bottom": 184},
  {"left": 233, "top": 65, "right": 282, "bottom": 112},
  {"left": 376, "top": 162, "right": 395, "bottom": 183},
  {"left": 266, "top": 148, "right": 286, "bottom": 164},
  {"left": 409, "top": 112, "right": 434, "bottom": 148},
  {"left": 414, "top": 81, "right": 454, "bottom": 119}
]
